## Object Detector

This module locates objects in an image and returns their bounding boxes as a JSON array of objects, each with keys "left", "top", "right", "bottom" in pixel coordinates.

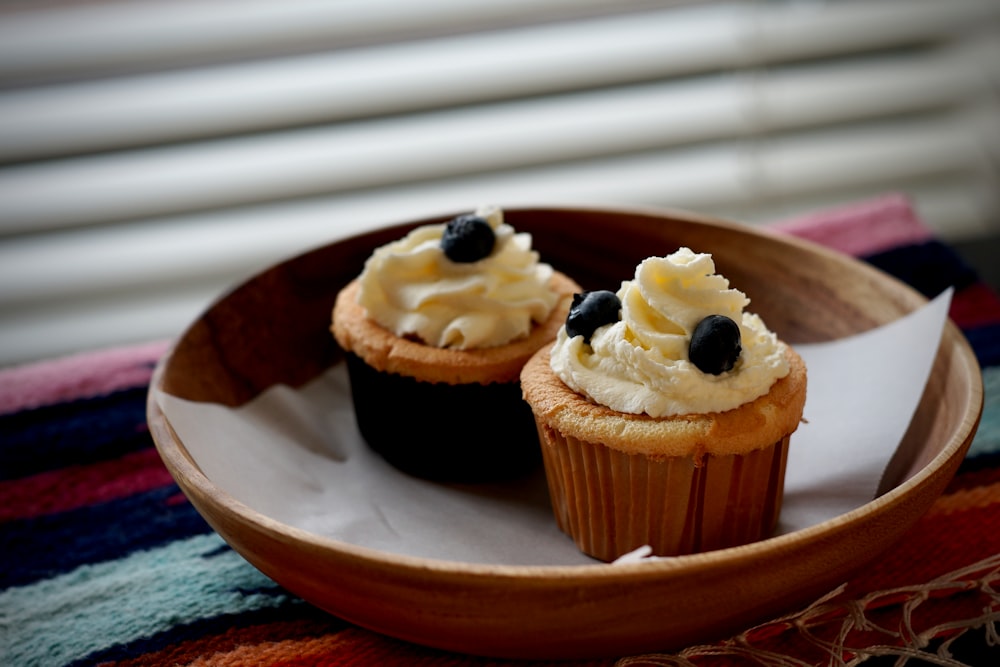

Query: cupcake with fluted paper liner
[
  {"left": 520, "top": 247, "right": 807, "bottom": 561},
  {"left": 332, "top": 205, "right": 579, "bottom": 482}
]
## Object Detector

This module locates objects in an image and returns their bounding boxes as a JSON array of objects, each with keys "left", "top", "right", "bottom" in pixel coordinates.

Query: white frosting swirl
[
  {"left": 356, "top": 205, "right": 559, "bottom": 349},
  {"left": 550, "top": 247, "right": 789, "bottom": 416}
]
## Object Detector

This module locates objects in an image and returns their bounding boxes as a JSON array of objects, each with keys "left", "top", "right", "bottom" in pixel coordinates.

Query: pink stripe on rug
[
  {"left": 0, "top": 339, "right": 171, "bottom": 415},
  {"left": 0, "top": 447, "right": 175, "bottom": 521},
  {"left": 769, "top": 193, "right": 934, "bottom": 258}
]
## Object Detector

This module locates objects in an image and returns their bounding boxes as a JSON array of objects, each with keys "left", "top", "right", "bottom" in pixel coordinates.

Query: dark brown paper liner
[
  {"left": 343, "top": 352, "right": 541, "bottom": 482},
  {"left": 537, "top": 423, "right": 790, "bottom": 561}
]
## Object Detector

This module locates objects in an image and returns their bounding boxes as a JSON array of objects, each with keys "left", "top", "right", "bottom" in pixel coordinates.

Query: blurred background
[{"left": 1, "top": 0, "right": 998, "bottom": 367}]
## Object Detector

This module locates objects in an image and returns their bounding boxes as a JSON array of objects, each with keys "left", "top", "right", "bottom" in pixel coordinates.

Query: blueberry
[
  {"left": 566, "top": 290, "right": 621, "bottom": 343},
  {"left": 689, "top": 315, "right": 741, "bottom": 375},
  {"left": 441, "top": 214, "right": 495, "bottom": 263}
]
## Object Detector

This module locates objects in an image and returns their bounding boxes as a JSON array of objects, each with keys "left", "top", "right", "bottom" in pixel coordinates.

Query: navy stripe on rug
[
  {"left": 0, "top": 484, "right": 212, "bottom": 589},
  {"left": 862, "top": 240, "right": 979, "bottom": 298},
  {"left": 0, "top": 387, "right": 150, "bottom": 480}
]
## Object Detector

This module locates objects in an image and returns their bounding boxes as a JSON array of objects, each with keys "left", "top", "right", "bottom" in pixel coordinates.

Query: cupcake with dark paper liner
[
  {"left": 520, "top": 247, "right": 807, "bottom": 561},
  {"left": 332, "top": 205, "right": 579, "bottom": 482}
]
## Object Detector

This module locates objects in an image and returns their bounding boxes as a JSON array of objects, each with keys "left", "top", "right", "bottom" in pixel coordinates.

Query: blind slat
[
  {"left": 0, "top": 0, "right": 655, "bottom": 80},
  {"left": 3, "top": 0, "right": 997, "bottom": 162},
  {"left": 1, "top": 111, "right": 992, "bottom": 310},
  {"left": 0, "top": 5, "right": 749, "bottom": 160},
  {"left": 2, "top": 37, "right": 996, "bottom": 235}
]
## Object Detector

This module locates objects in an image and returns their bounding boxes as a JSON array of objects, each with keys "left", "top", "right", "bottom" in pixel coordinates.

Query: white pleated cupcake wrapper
[{"left": 538, "top": 423, "right": 790, "bottom": 562}]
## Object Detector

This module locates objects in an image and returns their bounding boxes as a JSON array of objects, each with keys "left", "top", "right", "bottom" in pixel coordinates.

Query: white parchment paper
[{"left": 156, "top": 289, "right": 952, "bottom": 566}]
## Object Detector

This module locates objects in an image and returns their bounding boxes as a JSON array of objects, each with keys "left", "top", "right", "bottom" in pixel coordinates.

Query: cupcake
[
  {"left": 520, "top": 247, "right": 807, "bottom": 561},
  {"left": 332, "top": 205, "right": 579, "bottom": 482}
]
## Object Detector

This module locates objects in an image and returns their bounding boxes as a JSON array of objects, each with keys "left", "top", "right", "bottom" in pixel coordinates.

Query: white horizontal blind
[{"left": 1, "top": 0, "right": 998, "bottom": 366}]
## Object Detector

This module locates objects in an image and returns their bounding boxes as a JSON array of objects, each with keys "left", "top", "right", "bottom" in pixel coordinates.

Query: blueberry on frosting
[
  {"left": 441, "top": 214, "right": 495, "bottom": 263},
  {"left": 565, "top": 290, "right": 621, "bottom": 344},
  {"left": 689, "top": 314, "right": 741, "bottom": 375}
]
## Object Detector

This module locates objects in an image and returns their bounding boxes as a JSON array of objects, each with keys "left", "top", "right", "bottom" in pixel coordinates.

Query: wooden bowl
[{"left": 147, "top": 205, "right": 983, "bottom": 660}]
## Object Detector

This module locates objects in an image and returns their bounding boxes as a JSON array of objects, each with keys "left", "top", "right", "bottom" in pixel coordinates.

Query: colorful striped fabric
[{"left": 2, "top": 194, "right": 998, "bottom": 666}]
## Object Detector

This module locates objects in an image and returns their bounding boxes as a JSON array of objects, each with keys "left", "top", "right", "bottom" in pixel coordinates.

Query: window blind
[{"left": 1, "top": 0, "right": 998, "bottom": 366}]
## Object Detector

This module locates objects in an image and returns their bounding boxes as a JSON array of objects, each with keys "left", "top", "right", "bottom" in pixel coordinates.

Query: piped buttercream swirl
[
  {"left": 356, "top": 206, "right": 559, "bottom": 349},
  {"left": 550, "top": 247, "right": 789, "bottom": 416}
]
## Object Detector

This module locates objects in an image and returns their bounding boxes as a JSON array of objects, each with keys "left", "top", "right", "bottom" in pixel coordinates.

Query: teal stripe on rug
[
  {"left": 969, "top": 366, "right": 1000, "bottom": 457},
  {"left": 0, "top": 533, "right": 294, "bottom": 667}
]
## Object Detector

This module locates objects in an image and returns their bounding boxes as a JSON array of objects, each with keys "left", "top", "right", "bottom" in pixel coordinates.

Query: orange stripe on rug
[
  {"left": 927, "top": 480, "right": 1000, "bottom": 516},
  {"left": 188, "top": 626, "right": 614, "bottom": 667},
  {"left": 105, "top": 618, "right": 340, "bottom": 667},
  {"left": 187, "top": 629, "right": 410, "bottom": 667}
]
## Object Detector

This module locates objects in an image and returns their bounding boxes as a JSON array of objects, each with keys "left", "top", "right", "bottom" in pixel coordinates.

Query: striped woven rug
[{"left": 2, "top": 193, "right": 999, "bottom": 666}]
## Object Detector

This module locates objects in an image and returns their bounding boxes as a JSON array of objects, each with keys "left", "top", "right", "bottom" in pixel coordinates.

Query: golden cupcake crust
[
  {"left": 331, "top": 271, "right": 579, "bottom": 385},
  {"left": 520, "top": 343, "right": 807, "bottom": 459}
]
